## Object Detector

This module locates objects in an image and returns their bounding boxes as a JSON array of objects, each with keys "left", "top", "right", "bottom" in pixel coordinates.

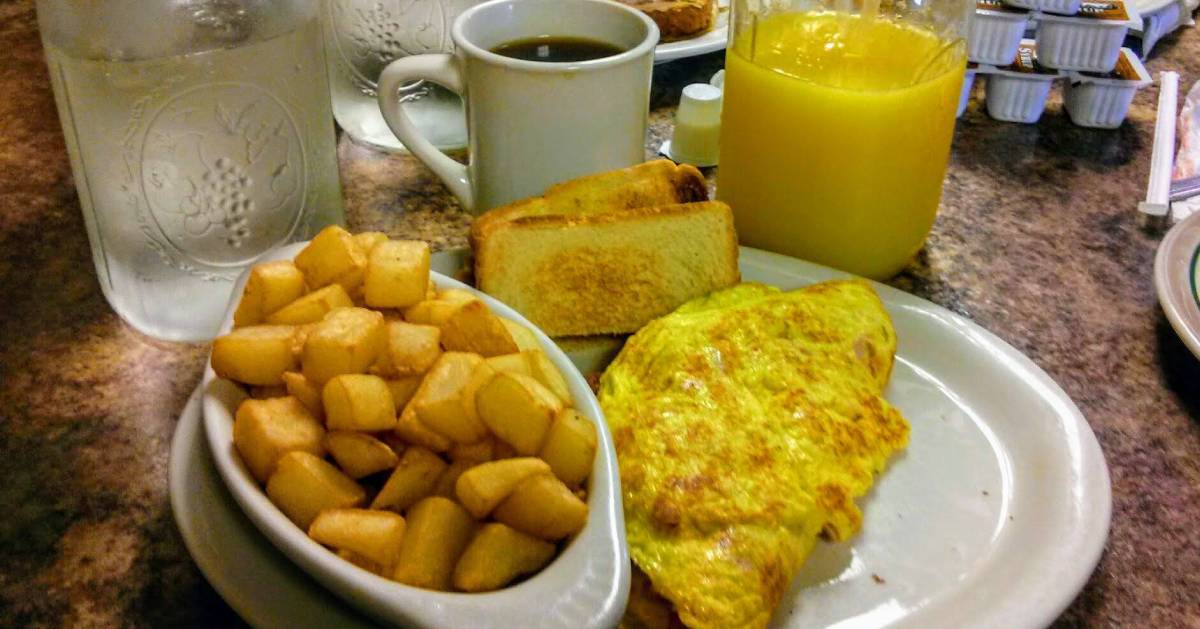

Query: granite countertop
[{"left": 3, "top": 0, "right": 1200, "bottom": 625}]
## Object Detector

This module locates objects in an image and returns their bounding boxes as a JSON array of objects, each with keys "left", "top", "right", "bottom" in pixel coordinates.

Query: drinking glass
[
  {"left": 717, "top": 0, "right": 971, "bottom": 279},
  {"left": 38, "top": 0, "right": 345, "bottom": 341},
  {"left": 321, "top": 0, "right": 479, "bottom": 151}
]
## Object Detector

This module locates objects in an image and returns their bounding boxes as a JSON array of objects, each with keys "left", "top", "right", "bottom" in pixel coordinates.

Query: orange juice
[{"left": 717, "top": 12, "right": 965, "bottom": 279}]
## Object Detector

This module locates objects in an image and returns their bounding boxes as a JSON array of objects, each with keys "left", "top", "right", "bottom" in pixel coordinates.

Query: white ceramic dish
[
  {"left": 1155, "top": 210, "right": 1200, "bottom": 360},
  {"left": 1133, "top": 0, "right": 1195, "bottom": 56},
  {"left": 654, "top": 0, "right": 729, "bottom": 63},
  {"left": 180, "top": 246, "right": 1110, "bottom": 628},
  {"left": 201, "top": 243, "right": 629, "bottom": 629}
]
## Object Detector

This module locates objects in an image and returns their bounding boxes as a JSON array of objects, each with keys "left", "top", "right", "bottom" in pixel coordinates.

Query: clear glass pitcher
[
  {"left": 717, "top": 0, "right": 971, "bottom": 280},
  {"left": 37, "top": 0, "right": 345, "bottom": 341}
]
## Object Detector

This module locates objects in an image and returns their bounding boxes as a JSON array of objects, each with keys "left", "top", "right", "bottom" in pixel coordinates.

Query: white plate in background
[
  {"left": 1156, "top": 210, "right": 1200, "bottom": 360},
  {"left": 654, "top": 0, "right": 729, "bottom": 63}
]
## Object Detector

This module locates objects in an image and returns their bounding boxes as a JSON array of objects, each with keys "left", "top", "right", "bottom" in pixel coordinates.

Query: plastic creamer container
[
  {"left": 983, "top": 40, "right": 1063, "bottom": 123},
  {"left": 1036, "top": 0, "right": 1142, "bottom": 72},
  {"left": 1063, "top": 47, "right": 1152, "bottom": 128},
  {"left": 959, "top": 64, "right": 979, "bottom": 117},
  {"left": 970, "top": 0, "right": 1032, "bottom": 65},
  {"left": 1003, "top": 0, "right": 1081, "bottom": 16}
]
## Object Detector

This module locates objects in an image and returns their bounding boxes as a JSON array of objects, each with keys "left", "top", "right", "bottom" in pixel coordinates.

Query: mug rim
[{"left": 451, "top": 0, "right": 660, "bottom": 72}]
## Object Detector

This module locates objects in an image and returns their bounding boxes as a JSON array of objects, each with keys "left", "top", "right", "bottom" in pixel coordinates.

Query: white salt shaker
[{"left": 664, "top": 83, "right": 723, "bottom": 167}]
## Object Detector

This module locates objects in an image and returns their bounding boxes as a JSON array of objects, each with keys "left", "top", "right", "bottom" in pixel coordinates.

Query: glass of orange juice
[{"left": 717, "top": 0, "right": 970, "bottom": 279}]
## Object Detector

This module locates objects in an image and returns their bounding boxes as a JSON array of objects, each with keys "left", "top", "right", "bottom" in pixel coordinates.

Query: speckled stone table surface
[{"left": 3, "top": 0, "right": 1200, "bottom": 625}]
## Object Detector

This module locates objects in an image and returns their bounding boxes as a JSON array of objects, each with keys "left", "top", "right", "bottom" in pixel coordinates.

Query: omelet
[{"left": 599, "top": 280, "right": 909, "bottom": 629}]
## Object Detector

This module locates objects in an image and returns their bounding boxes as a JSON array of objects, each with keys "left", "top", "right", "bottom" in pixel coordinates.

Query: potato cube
[
  {"left": 432, "top": 460, "right": 472, "bottom": 499},
  {"left": 309, "top": 508, "right": 406, "bottom": 570},
  {"left": 494, "top": 440, "right": 517, "bottom": 460},
  {"left": 411, "top": 353, "right": 490, "bottom": 444},
  {"left": 290, "top": 324, "right": 316, "bottom": 358},
  {"left": 233, "top": 261, "right": 307, "bottom": 327},
  {"left": 322, "top": 374, "right": 396, "bottom": 432},
  {"left": 392, "top": 497, "right": 475, "bottom": 591},
  {"left": 436, "top": 288, "right": 480, "bottom": 306},
  {"left": 375, "top": 322, "right": 441, "bottom": 377},
  {"left": 282, "top": 371, "right": 323, "bottom": 420},
  {"left": 440, "top": 301, "right": 519, "bottom": 357},
  {"left": 324, "top": 431, "right": 399, "bottom": 479},
  {"left": 249, "top": 385, "right": 287, "bottom": 399},
  {"left": 363, "top": 240, "right": 430, "bottom": 309},
  {"left": 267, "top": 284, "right": 354, "bottom": 325},
  {"left": 302, "top": 307, "right": 386, "bottom": 384},
  {"left": 294, "top": 225, "right": 367, "bottom": 292},
  {"left": 266, "top": 451, "right": 365, "bottom": 529},
  {"left": 539, "top": 409, "right": 597, "bottom": 487},
  {"left": 233, "top": 396, "right": 326, "bottom": 483},
  {"left": 500, "top": 319, "right": 541, "bottom": 352},
  {"left": 353, "top": 231, "right": 388, "bottom": 255},
  {"left": 475, "top": 373, "right": 562, "bottom": 455},
  {"left": 394, "top": 405, "right": 452, "bottom": 452},
  {"left": 426, "top": 278, "right": 437, "bottom": 300},
  {"left": 454, "top": 458, "right": 551, "bottom": 518},
  {"left": 493, "top": 473, "right": 588, "bottom": 541},
  {"left": 386, "top": 376, "right": 423, "bottom": 412},
  {"left": 212, "top": 325, "right": 298, "bottom": 386},
  {"left": 485, "top": 353, "right": 531, "bottom": 376},
  {"left": 403, "top": 300, "right": 461, "bottom": 326},
  {"left": 449, "top": 438, "right": 496, "bottom": 465},
  {"left": 370, "top": 446, "right": 447, "bottom": 512},
  {"left": 525, "top": 350, "right": 572, "bottom": 405},
  {"left": 453, "top": 523, "right": 555, "bottom": 592},
  {"left": 338, "top": 549, "right": 383, "bottom": 575}
]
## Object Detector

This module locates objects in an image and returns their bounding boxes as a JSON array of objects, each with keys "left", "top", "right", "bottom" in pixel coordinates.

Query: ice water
[
  {"left": 321, "top": 0, "right": 472, "bottom": 150},
  {"left": 41, "top": 5, "right": 343, "bottom": 341}
]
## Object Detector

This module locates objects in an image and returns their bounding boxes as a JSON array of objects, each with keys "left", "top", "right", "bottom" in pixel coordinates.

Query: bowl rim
[{"left": 201, "top": 242, "right": 630, "bottom": 629}]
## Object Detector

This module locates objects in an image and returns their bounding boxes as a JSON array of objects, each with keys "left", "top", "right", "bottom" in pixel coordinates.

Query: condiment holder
[
  {"left": 1063, "top": 47, "right": 1152, "bottom": 128},
  {"left": 979, "top": 40, "right": 1063, "bottom": 123},
  {"left": 970, "top": 0, "right": 1032, "bottom": 66},
  {"left": 1034, "top": 0, "right": 1141, "bottom": 72}
]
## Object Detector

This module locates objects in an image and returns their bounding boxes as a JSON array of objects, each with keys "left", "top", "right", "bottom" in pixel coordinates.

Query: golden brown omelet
[{"left": 599, "top": 280, "right": 909, "bottom": 629}]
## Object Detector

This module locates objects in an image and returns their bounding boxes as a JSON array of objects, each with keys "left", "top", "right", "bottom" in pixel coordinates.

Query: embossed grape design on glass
[
  {"left": 38, "top": 0, "right": 345, "bottom": 341},
  {"left": 322, "top": 0, "right": 478, "bottom": 151}
]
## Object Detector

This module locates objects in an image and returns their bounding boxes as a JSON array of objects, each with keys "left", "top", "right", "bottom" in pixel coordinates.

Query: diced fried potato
[
  {"left": 475, "top": 372, "right": 562, "bottom": 455},
  {"left": 499, "top": 319, "right": 541, "bottom": 352},
  {"left": 353, "top": 232, "right": 388, "bottom": 255},
  {"left": 249, "top": 385, "right": 287, "bottom": 399},
  {"left": 493, "top": 473, "right": 588, "bottom": 541},
  {"left": 282, "top": 371, "right": 323, "bottom": 419},
  {"left": 370, "top": 446, "right": 447, "bottom": 512},
  {"left": 494, "top": 440, "right": 517, "bottom": 460},
  {"left": 411, "top": 353, "right": 488, "bottom": 444},
  {"left": 267, "top": 284, "right": 354, "bottom": 325},
  {"left": 212, "top": 325, "right": 298, "bottom": 386},
  {"left": 454, "top": 458, "right": 551, "bottom": 519},
  {"left": 525, "top": 350, "right": 572, "bottom": 405},
  {"left": 392, "top": 497, "right": 475, "bottom": 591},
  {"left": 485, "top": 353, "right": 531, "bottom": 376},
  {"left": 295, "top": 225, "right": 368, "bottom": 292},
  {"left": 452, "top": 523, "right": 555, "bottom": 592},
  {"left": 337, "top": 549, "right": 383, "bottom": 575},
  {"left": 380, "top": 433, "right": 408, "bottom": 456},
  {"left": 374, "top": 322, "right": 441, "bottom": 377},
  {"left": 403, "top": 299, "right": 461, "bottom": 326},
  {"left": 302, "top": 307, "right": 386, "bottom": 384},
  {"left": 266, "top": 451, "right": 365, "bottom": 529},
  {"left": 448, "top": 438, "right": 496, "bottom": 465},
  {"left": 324, "top": 431, "right": 399, "bottom": 479},
  {"left": 432, "top": 460, "right": 472, "bottom": 499},
  {"left": 233, "top": 261, "right": 307, "bottom": 327},
  {"left": 364, "top": 240, "right": 430, "bottom": 309},
  {"left": 440, "top": 301, "right": 519, "bottom": 357},
  {"left": 309, "top": 508, "right": 406, "bottom": 570},
  {"left": 459, "top": 361, "right": 496, "bottom": 430},
  {"left": 290, "top": 324, "right": 316, "bottom": 357},
  {"left": 322, "top": 374, "right": 396, "bottom": 432},
  {"left": 436, "top": 288, "right": 480, "bottom": 306},
  {"left": 538, "top": 409, "right": 597, "bottom": 487},
  {"left": 386, "top": 376, "right": 423, "bottom": 412},
  {"left": 426, "top": 278, "right": 437, "bottom": 300},
  {"left": 394, "top": 405, "right": 452, "bottom": 452},
  {"left": 233, "top": 396, "right": 325, "bottom": 483}
]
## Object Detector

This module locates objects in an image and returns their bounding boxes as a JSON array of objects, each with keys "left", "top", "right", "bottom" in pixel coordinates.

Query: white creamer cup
[{"left": 1063, "top": 47, "right": 1152, "bottom": 128}]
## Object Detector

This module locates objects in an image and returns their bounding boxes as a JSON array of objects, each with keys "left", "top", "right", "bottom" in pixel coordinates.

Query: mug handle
[{"left": 377, "top": 54, "right": 473, "bottom": 212}]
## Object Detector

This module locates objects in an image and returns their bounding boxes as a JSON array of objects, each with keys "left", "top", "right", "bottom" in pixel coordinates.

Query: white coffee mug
[{"left": 377, "top": 0, "right": 659, "bottom": 213}]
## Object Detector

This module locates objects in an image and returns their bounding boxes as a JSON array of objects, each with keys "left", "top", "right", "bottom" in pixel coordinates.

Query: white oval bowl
[{"left": 202, "top": 242, "right": 629, "bottom": 629}]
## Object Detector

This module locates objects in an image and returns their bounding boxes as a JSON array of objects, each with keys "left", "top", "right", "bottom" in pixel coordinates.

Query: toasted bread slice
[
  {"left": 470, "top": 160, "right": 708, "bottom": 248},
  {"left": 618, "top": 0, "right": 716, "bottom": 41},
  {"left": 474, "top": 201, "right": 739, "bottom": 337}
]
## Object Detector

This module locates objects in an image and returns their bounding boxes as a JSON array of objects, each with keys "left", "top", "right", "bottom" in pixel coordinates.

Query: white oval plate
[
  {"left": 1155, "top": 211, "right": 1200, "bottom": 360},
  {"left": 201, "top": 243, "right": 628, "bottom": 629},
  {"left": 654, "top": 0, "right": 728, "bottom": 63},
  {"left": 175, "top": 245, "right": 1110, "bottom": 628}
]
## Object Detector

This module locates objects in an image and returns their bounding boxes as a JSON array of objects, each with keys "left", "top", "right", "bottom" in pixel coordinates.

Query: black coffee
[{"left": 490, "top": 36, "right": 624, "bottom": 62}]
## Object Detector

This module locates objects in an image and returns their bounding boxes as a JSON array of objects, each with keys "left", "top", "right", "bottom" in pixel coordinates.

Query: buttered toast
[{"left": 474, "top": 202, "right": 738, "bottom": 337}]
